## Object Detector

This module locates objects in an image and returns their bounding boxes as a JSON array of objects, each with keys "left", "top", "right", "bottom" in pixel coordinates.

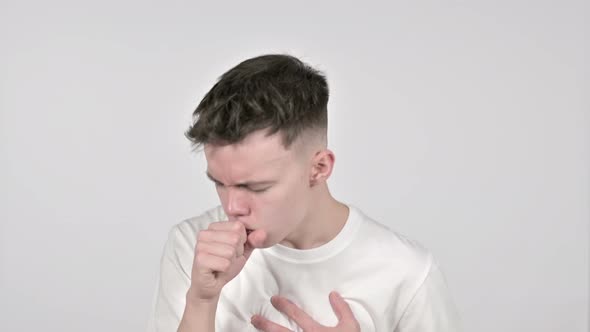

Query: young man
[{"left": 147, "top": 54, "right": 462, "bottom": 332}]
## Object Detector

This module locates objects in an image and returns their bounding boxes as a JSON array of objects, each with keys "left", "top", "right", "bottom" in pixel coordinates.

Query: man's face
[{"left": 204, "top": 130, "right": 312, "bottom": 248}]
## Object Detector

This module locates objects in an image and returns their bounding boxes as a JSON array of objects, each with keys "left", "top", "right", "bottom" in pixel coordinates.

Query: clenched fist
[{"left": 188, "top": 221, "right": 266, "bottom": 302}]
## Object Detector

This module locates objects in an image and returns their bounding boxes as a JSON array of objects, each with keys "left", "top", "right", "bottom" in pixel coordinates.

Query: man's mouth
[{"left": 246, "top": 229, "right": 253, "bottom": 236}]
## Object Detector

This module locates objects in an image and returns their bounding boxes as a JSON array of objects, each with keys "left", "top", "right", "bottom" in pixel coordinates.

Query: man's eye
[
  {"left": 215, "top": 182, "right": 268, "bottom": 193},
  {"left": 239, "top": 184, "right": 269, "bottom": 193}
]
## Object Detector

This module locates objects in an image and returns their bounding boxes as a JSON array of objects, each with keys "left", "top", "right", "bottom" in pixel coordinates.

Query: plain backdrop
[{"left": 0, "top": 1, "right": 588, "bottom": 331}]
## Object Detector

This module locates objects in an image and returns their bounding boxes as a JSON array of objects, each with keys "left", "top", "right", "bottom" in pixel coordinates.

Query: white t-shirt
[{"left": 146, "top": 204, "right": 462, "bottom": 332}]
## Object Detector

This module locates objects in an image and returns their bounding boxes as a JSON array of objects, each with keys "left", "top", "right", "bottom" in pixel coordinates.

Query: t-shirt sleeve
[
  {"left": 393, "top": 260, "right": 463, "bottom": 332},
  {"left": 146, "top": 225, "right": 193, "bottom": 332}
]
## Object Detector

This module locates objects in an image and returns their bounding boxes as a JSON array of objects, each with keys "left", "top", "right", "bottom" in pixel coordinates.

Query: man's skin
[{"left": 178, "top": 128, "right": 361, "bottom": 332}]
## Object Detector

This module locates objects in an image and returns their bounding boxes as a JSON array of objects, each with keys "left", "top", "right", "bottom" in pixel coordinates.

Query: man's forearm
[{"left": 177, "top": 294, "right": 218, "bottom": 332}]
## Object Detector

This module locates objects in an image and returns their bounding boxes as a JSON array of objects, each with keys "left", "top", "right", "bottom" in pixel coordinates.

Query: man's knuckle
[
  {"left": 231, "top": 234, "right": 241, "bottom": 246},
  {"left": 222, "top": 246, "right": 234, "bottom": 258},
  {"left": 208, "top": 221, "right": 222, "bottom": 229},
  {"left": 221, "top": 258, "right": 231, "bottom": 271},
  {"left": 196, "top": 242, "right": 205, "bottom": 252},
  {"left": 197, "top": 230, "right": 208, "bottom": 241},
  {"left": 196, "top": 252, "right": 207, "bottom": 262},
  {"left": 290, "top": 310, "right": 301, "bottom": 319}
]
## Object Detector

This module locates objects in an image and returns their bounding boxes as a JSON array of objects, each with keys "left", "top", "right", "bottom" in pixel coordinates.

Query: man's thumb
[{"left": 243, "top": 229, "right": 266, "bottom": 259}]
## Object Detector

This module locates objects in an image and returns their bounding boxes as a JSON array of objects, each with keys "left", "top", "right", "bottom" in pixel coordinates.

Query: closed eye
[
  {"left": 238, "top": 184, "right": 269, "bottom": 193},
  {"left": 214, "top": 182, "right": 269, "bottom": 193}
]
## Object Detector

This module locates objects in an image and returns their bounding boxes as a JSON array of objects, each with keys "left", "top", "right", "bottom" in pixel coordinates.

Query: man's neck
[{"left": 279, "top": 192, "right": 349, "bottom": 250}]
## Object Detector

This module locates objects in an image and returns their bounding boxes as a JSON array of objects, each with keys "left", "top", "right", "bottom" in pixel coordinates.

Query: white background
[{"left": 0, "top": 1, "right": 588, "bottom": 331}]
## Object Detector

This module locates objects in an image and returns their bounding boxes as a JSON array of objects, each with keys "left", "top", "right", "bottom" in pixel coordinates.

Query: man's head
[
  {"left": 185, "top": 54, "right": 329, "bottom": 150},
  {"left": 185, "top": 54, "right": 336, "bottom": 248}
]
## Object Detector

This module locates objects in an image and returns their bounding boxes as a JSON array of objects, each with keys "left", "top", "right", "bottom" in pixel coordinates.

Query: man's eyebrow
[{"left": 205, "top": 172, "right": 276, "bottom": 186}]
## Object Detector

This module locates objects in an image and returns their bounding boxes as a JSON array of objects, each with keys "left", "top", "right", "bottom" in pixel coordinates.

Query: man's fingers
[
  {"left": 251, "top": 314, "right": 293, "bottom": 332},
  {"left": 197, "top": 241, "right": 241, "bottom": 259},
  {"left": 198, "top": 229, "right": 245, "bottom": 249},
  {"left": 270, "top": 296, "right": 315, "bottom": 329},
  {"left": 208, "top": 221, "right": 248, "bottom": 246},
  {"left": 329, "top": 291, "right": 357, "bottom": 324},
  {"left": 254, "top": 294, "right": 359, "bottom": 332},
  {"left": 208, "top": 220, "right": 244, "bottom": 232},
  {"left": 195, "top": 252, "right": 231, "bottom": 273}
]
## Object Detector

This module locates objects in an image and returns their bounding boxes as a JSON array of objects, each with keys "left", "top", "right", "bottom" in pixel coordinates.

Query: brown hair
[{"left": 185, "top": 54, "right": 329, "bottom": 151}]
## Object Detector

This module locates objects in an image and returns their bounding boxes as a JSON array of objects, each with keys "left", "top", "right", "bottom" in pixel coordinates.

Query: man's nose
[{"left": 226, "top": 187, "right": 249, "bottom": 217}]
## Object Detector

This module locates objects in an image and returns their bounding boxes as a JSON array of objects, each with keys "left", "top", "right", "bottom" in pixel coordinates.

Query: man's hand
[
  {"left": 188, "top": 221, "right": 266, "bottom": 303},
  {"left": 180, "top": 221, "right": 266, "bottom": 332},
  {"left": 250, "top": 291, "right": 361, "bottom": 332}
]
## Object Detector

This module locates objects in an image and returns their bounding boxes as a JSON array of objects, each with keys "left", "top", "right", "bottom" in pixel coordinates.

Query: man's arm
[
  {"left": 147, "top": 219, "right": 264, "bottom": 332},
  {"left": 149, "top": 225, "right": 223, "bottom": 332},
  {"left": 178, "top": 293, "right": 218, "bottom": 332},
  {"left": 393, "top": 260, "right": 463, "bottom": 332},
  {"left": 147, "top": 225, "right": 195, "bottom": 332}
]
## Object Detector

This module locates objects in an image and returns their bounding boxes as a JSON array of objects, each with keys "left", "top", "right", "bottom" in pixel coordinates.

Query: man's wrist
[
  {"left": 178, "top": 291, "right": 219, "bottom": 332},
  {"left": 185, "top": 288, "right": 220, "bottom": 307}
]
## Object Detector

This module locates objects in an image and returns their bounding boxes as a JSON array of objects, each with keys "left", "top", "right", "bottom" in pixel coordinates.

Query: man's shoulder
[
  {"left": 175, "top": 205, "right": 226, "bottom": 234},
  {"left": 353, "top": 206, "right": 433, "bottom": 277},
  {"left": 164, "top": 205, "right": 226, "bottom": 253}
]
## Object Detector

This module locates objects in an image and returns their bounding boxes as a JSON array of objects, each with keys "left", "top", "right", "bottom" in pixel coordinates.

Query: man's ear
[{"left": 309, "top": 149, "right": 335, "bottom": 187}]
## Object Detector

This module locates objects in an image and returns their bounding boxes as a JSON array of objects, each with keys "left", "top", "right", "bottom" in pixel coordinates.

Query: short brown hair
[{"left": 185, "top": 54, "right": 329, "bottom": 151}]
